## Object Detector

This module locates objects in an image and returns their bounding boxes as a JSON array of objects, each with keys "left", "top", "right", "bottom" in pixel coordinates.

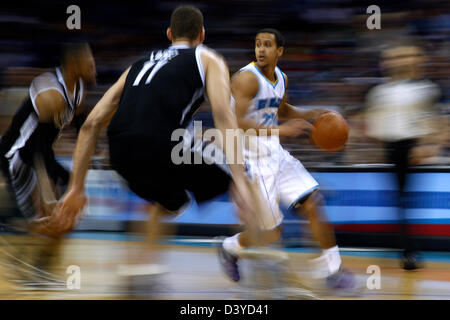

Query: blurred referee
[{"left": 365, "top": 45, "right": 441, "bottom": 270}]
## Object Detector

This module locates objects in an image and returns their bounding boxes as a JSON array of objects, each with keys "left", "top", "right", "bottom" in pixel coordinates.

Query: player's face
[{"left": 255, "top": 33, "right": 283, "bottom": 68}]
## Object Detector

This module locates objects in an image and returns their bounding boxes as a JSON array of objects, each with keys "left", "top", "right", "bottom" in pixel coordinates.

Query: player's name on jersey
[{"left": 171, "top": 120, "right": 280, "bottom": 165}]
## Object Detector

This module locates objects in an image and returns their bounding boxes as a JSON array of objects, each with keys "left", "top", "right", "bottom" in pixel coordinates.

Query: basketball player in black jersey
[
  {"left": 0, "top": 43, "right": 95, "bottom": 229},
  {"left": 49, "top": 6, "right": 266, "bottom": 282},
  {"left": 0, "top": 43, "right": 96, "bottom": 287}
]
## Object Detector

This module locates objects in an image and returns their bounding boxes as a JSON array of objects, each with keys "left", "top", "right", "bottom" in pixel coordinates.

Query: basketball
[{"left": 311, "top": 112, "right": 349, "bottom": 151}]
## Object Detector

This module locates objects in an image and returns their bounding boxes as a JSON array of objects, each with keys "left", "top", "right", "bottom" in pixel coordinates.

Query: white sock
[
  {"left": 323, "top": 245, "right": 342, "bottom": 275},
  {"left": 310, "top": 245, "right": 342, "bottom": 278},
  {"left": 223, "top": 233, "right": 243, "bottom": 256}
]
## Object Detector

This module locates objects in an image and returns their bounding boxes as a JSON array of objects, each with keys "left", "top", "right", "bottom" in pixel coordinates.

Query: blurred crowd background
[{"left": 1, "top": 0, "right": 449, "bottom": 168}]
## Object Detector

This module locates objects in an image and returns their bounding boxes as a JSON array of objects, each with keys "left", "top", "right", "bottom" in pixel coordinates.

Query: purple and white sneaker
[
  {"left": 215, "top": 237, "right": 240, "bottom": 282},
  {"left": 325, "top": 267, "right": 361, "bottom": 296}
]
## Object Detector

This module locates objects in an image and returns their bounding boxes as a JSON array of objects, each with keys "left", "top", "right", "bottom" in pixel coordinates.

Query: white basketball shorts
[{"left": 245, "top": 140, "right": 319, "bottom": 230}]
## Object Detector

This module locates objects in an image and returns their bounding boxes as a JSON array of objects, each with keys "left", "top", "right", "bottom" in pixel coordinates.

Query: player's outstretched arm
[
  {"left": 201, "top": 50, "right": 245, "bottom": 181},
  {"left": 49, "top": 67, "right": 130, "bottom": 236},
  {"left": 68, "top": 67, "right": 129, "bottom": 194}
]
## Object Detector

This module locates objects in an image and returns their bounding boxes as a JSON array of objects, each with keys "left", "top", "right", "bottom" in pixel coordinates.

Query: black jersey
[
  {"left": 0, "top": 68, "right": 83, "bottom": 166},
  {"left": 107, "top": 44, "right": 206, "bottom": 162},
  {"left": 0, "top": 68, "right": 83, "bottom": 217}
]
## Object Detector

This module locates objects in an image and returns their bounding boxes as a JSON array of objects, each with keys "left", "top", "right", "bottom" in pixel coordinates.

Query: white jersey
[
  {"left": 232, "top": 62, "right": 319, "bottom": 230},
  {"left": 365, "top": 79, "right": 440, "bottom": 142},
  {"left": 237, "top": 62, "right": 286, "bottom": 127},
  {"left": 233, "top": 62, "right": 286, "bottom": 159}
]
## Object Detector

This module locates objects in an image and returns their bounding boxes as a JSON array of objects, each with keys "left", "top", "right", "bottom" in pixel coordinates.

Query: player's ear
[
  {"left": 277, "top": 46, "right": 284, "bottom": 58},
  {"left": 167, "top": 28, "right": 173, "bottom": 42},
  {"left": 199, "top": 27, "right": 205, "bottom": 44}
]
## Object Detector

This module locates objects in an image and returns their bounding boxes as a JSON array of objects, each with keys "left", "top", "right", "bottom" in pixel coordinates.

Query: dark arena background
[{"left": 0, "top": 0, "right": 449, "bottom": 302}]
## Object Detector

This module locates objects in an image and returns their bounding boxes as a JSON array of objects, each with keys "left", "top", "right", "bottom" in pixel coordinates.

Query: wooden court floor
[{"left": 0, "top": 233, "right": 449, "bottom": 300}]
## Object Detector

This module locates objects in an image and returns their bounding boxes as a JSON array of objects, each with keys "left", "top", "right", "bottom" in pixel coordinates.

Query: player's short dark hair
[
  {"left": 170, "top": 5, "right": 204, "bottom": 41},
  {"left": 60, "top": 42, "right": 90, "bottom": 65},
  {"left": 256, "top": 28, "right": 285, "bottom": 47}
]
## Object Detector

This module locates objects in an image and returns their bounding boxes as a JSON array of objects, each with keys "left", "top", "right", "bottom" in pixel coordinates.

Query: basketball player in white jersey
[
  {"left": 0, "top": 43, "right": 96, "bottom": 287},
  {"left": 216, "top": 29, "right": 356, "bottom": 291}
]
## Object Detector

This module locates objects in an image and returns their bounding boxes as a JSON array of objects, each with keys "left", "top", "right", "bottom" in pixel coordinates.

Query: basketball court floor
[{"left": 0, "top": 232, "right": 449, "bottom": 300}]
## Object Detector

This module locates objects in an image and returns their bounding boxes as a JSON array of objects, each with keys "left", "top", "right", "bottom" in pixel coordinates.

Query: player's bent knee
[
  {"left": 259, "top": 225, "right": 282, "bottom": 244},
  {"left": 298, "top": 190, "right": 324, "bottom": 215}
]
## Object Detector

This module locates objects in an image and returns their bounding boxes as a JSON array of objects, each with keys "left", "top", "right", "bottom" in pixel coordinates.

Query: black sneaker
[{"left": 402, "top": 252, "right": 420, "bottom": 270}]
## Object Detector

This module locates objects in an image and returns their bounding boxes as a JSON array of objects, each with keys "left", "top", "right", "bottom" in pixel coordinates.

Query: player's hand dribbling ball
[{"left": 311, "top": 112, "right": 349, "bottom": 151}]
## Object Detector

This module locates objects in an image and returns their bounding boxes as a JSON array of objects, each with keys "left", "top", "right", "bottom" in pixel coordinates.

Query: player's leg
[
  {"left": 387, "top": 139, "right": 419, "bottom": 270},
  {"left": 5, "top": 153, "right": 40, "bottom": 220},
  {"left": 177, "top": 146, "right": 243, "bottom": 281},
  {"left": 222, "top": 188, "right": 282, "bottom": 257},
  {"left": 299, "top": 191, "right": 336, "bottom": 249},
  {"left": 233, "top": 225, "right": 281, "bottom": 248},
  {"left": 0, "top": 152, "right": 53, "bottom": 229},
  {"left": 119, "top": 201, "right": 175, "bottom": 277},
  {"left": 0, "top": 157, "right": 22, "bottom": 222},
  {"left": 108, "top": 138, "right": 193, "bottom": 293},
  {"left": 143, "top": 201, "right": 179, "bottom": 259},
  {"left": 115, "top": 173, "right": 191, "bottom": 297},
  {"left": 217, "top": 227, "right": 282, "bottom": 282},
  {"left": 33, "top": 122, "right": 70, "bottom": 200},
  {"left": 225, "top": 178, "right": 282, "bottom": 251},
  {"left": 294, "top": 191, "right": 343, "bottom": 276},
  {"left": 146, "top": 202, "right": 165, "bottom": 247},
  {"left": 116, "top": 201, "right": 174, "bottom": 296},
  {"left": 276, "top": 150, "right": 340, "bottom": 276},
  {"left": 0, "top": 152, "right": 66, "bottom": 289},
  {"left": 278, "top": 149, "right": 357, "bottom": 291},
  {"left": 113, "top": 160, "right": 190, "bottom": 283},
  {"left": 4, "top": 123, "right": 69, "bottom": 225},
  {"left": 41, "top": 150, "right": 70, "bottom": 199},
  {"left": 215, "top": 157, "right": 284, "bottom": 281},
  {"left": 28, "top": 146, "right": 70, "bottom": 282},
  {"left": 27, "top": 168, "right": 64, "bottom": 280}
]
